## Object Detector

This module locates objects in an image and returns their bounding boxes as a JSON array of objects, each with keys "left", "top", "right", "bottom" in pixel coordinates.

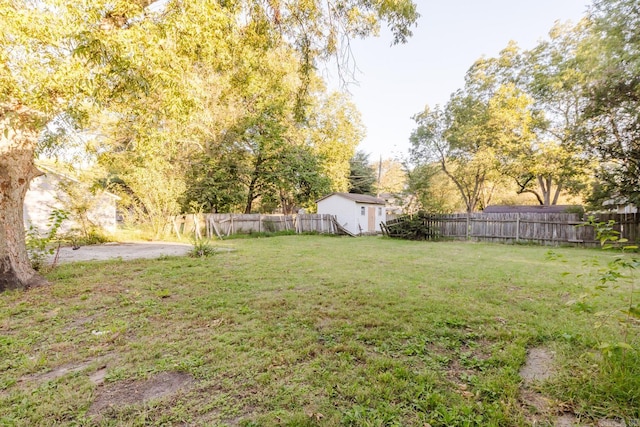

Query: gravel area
[{"left": 48, "top": 242, "right": 193, "bottom": 264}]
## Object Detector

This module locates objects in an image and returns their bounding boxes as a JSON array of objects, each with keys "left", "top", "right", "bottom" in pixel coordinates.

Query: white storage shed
[{"left": 316, "top": 192, "right": 386, "bottom": 235}]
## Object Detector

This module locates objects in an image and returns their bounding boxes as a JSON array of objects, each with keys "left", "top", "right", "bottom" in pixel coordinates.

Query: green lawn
[{"left": 1, "top": 236, "right": 638, "bottom": 426}]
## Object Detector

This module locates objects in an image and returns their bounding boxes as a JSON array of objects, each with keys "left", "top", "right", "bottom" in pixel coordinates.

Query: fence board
[
  {"left": 166, "top": 213, "right": 341, "bottom": 238},
  {"left": 384, "top": 212, "right": 640, "bottom": 246}
]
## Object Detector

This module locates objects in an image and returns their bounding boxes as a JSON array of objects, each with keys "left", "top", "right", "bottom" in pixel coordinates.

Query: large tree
[
  {"left": 307, "top": 92, "right": 364, "bottom": 192},
  {"left": 519, "top": 22, "right": 592, "bottom": 205},
  {"left": 1, "top": 1, "right": 90, "bottom": 291},
  {"left": 1, "top": 0, "right": 418, "bottom": 290},
  {"left": 410, "top": 94, "right": 504, "bottom": 214},
  {"left": 178, "top": 48, "right": 331, "bottom": 214},
  {"left": 460, "top": 34, "right": 592, "bottom": 206}
]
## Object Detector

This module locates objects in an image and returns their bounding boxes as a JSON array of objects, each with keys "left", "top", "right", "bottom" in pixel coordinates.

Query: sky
[{"left": 337, "top": 0, "right": 593, "bottom": 161}]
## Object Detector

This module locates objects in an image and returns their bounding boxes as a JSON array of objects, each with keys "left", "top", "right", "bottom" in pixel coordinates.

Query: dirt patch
[
  {"left": 520, "top": 388, "right": 552, "bottom": 413},
  {"left": 89, "top": 366, "right": 108, "bottom": 386},
  {"left": 64, "top": 315, "right": 98, "bottom": 331},
  {"left": 49, "top": 242, "right": 194, "bottom": 264},
  {"left": 21, "top": 360, "right": 95, "bottom": 383},
  {"left": 89, "top": 371, "right": 195, "bottom": 417},
  {"left": 556, "top": 414, "right": 578, "bottom": 426},
  {"left": 20, "top": 355, "right": 114, "bottom": 384},
  {"left": 518, "top": 348, "right": 629, "bottom": 427},
  {"left": 519, "top": 347, "right": 556, "bottom": 425},
  {"left": 520, "top": 347, "right": 555, "bottom": 385},
  {"left": 554, "top": 414, "right": 627, "bottom": 427},
  {"left": 597, "top": 420, "right": 626, "bottom": 427},
  {"left": 445, "top": 358, "right": 477, "bottom": 384}
]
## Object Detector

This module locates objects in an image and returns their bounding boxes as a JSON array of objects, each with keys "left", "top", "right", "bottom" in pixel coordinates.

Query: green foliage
[
  {"left": 67, "top": 229, "right": 111, "bottom": 246},
  {"left": 409, "top": 103, "right": 499, "bottom": 213},
  {"left": 383, "top": 211, "right": 440, "bottom": 240},
  {"left": 348, "top": 150, "right": 376, "bottom": 195},
  {"left": 25, "top": 209, "right": 68, "bottom": 270},
  {"left": 54, "top": 169, "right": 115, "bottom": 242},
  {"left": 405, "top": 161, "right": 464, "bottom": 214},
  {"left": 568, "top": 216, "right": 639, "bottom": 358},
  {"left": 308, "top": 93, "right": 364, "bottom": 192},
  {"left": 515, "top": 22, "right": 592, "bottom": 204},
  {"left": 372, "top": 158, "right": 406, "bottom": 196},
  {"left": 188, "top": 239, "right": 217, "bottom": 258},
  {"left": 409, "top": 22, "right": 593, "bottom": 211},
  {"left": 580, "top": 215, "right": 635, "bottom": 251},
  {"left": 583, "top": 0, "right": 640, "bottom": 207},
  {"left": 563, "top": 205, "right": 585, "bottom": 215},
  {"left": 180, "top": 153, "right": 247, "bottom": 214}
]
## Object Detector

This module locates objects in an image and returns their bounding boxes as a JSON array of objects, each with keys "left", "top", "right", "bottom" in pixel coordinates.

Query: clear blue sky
[{"left": 339, "top": 0, "right": 592, "bottom": 161}]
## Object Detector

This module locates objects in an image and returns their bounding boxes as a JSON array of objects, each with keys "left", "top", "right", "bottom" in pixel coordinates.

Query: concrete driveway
[{"left": 49, "top": 242, "right": 193, "bottom": 264}]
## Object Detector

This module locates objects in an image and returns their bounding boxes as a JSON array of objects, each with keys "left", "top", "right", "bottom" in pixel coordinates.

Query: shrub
[
  {"left": 188, "top": 239, "right": 217, "bottom": 258},
  {"left": 383, "top": 211, "right": 439, "bottom": 240}
]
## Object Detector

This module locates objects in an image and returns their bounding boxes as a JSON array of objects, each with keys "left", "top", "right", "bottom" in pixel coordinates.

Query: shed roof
[
  {"left": 483, "top": 205, "right": 581, "bottom": 214},
  {"left": 316, "top": 192, "right": 386, "bottom": 205}
]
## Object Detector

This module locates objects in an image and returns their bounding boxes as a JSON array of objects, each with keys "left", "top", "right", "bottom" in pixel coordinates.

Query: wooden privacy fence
[
  {"left": 167, "top": 213, "right": 342, "bottom": 239},
  {"left": 383, "top": 212, "right": 640, "bottom": 246}
]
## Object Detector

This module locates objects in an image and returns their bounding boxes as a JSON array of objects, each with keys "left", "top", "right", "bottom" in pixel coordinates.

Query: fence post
[
  {"left": 172, "top": 217, "right": 181, "bottom": 239},
  {"left": 466, "top": 213, "right": 470, "bottom": 240},
  {"left": 195, "top": 214, "right": 202, "bottom": 240},
  {"left": 516, "top": 213, "right": 520, "bottom": 242}
]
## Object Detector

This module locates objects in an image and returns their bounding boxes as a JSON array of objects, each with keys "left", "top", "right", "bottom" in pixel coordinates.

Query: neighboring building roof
[
  {"left": 603, "top": 197, "right": 631, "bottom": 206},
  {"left": 483, "top": 205, "right": 580, "bottom": 214},
  {"left": 38, "top": 163, "right": 80, "bottom": 183},
  {"left": 316, "top": 192, "right": 386, "bottom": 205}
]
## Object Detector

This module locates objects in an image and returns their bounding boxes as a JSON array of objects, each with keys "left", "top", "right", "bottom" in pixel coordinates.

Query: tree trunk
[
  {"left": 0, "top": 105, "right": 47, "bottom": 292},
  {"left": 538, "top": 175, "right": 552, "bottom": 205},
  {"left": 244, "top": 156, "right": 264, "bottom": 214},
  {"left": 552, "top": 182, "right": 563, "bottom": 205},
  {"left": 244, "top": 177, "right": 257, "bottom": 214}
]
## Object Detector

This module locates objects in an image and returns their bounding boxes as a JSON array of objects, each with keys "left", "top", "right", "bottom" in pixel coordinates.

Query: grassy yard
[{"left": 1, "top": 236, "right": 638, "bottom": 426}]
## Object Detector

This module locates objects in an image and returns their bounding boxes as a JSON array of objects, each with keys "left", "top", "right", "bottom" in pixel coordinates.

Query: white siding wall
[
  {"left": 317, "top": 195, "right": 387, "bottom": 235},
  {"left": 616, "top": 204, "right": 638, "bottom": 214},
  {"left": 23, "top": 173, "right": 118, "bottom": 234},
  {"left": 354, "top": 203, "right": 387, "bottom": 234},
  {"left": 317, "top": 196, "right": 358, "bottom": 235},
  {"left": 355, "top": 203, "right": 368, "bottom": 234}
]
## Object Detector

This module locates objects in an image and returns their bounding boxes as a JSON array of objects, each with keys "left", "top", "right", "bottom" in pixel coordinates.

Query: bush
[
  {"left": 383, "top": 211, "right": 439, "bottom": 240},
  {"left": 58, "top": 228, "right": 112, "bottom": 248},
  {"left": 188, "top": 239, "right": 217, "bottom": 257}
]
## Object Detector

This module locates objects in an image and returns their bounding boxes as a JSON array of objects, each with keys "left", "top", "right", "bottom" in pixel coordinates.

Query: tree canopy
[
  {"left": 408, "top": 3, "right": 640, "bottom": 213},
  {"left": 348, "top": 150, "right": 377, "bottom": 195},
  {"left": 582, "top": 0, "right": 640, "bottom": 207},
  {"left": 0, "top": 0, "right": 419, "bottom": 290}
]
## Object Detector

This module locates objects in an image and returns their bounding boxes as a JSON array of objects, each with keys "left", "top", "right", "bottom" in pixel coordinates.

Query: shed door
[{"left": 367, "top": 207, "right": 376, "bottom": 232}]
